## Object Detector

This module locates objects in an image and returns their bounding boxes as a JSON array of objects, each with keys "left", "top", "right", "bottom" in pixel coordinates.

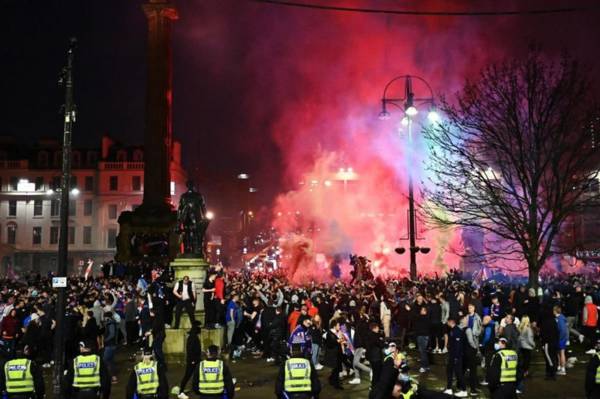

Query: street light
[{"left": 380, "top": 75, "right": 436, "bottom": 280}]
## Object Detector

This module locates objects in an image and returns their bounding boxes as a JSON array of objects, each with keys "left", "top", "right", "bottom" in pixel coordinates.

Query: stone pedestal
[
  {"left": 164, "top": 256, "right": 209, "bottom": 356},
  {"left": 200, "top": 327, "right": 225, "bottom": 349}
]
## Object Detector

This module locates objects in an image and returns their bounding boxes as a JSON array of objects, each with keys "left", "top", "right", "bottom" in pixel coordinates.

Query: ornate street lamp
[{"left": 379, "top": 75, "right": 437, "bottom": 280}]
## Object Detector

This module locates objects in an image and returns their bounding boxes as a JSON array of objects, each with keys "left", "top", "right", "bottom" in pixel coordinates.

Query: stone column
[{"left": 142, "top": 0, "right": 178, "bottom": 209}]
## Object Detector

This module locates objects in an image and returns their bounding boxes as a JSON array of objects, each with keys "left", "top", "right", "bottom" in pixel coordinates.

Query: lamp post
[
  {"left": 52, "top": 37, "right": 77, "bottom": 398},
  {"left": 379, "top": 75, "right": 438, "bottom": 280}
]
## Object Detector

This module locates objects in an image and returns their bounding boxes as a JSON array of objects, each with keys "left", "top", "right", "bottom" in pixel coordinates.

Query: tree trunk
[{"left": 528, "top": 264, "right": 540, "bottom": 289}]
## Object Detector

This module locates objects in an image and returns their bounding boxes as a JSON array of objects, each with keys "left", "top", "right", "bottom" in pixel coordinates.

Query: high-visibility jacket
[
  {"left": 198, "top": 360, "right": 224, "bottom": 395},
  {"left": 4, "top": 358, "right": 34, "bottom": 393},
  {"left": 283, "top": 358, "right": 311, "bottom": 393},
  {"left": 595, "top": 354, "right": 600, "bottom": 383},
  {"left": 134, "top": 360, "right": 159, "bottom": 395},
  {"left": 73, "top": 354, "right": 101, "bottom": 389},
  {"left": 585, "top": 303, "right": 598, "bottom": 327},
  {"left": 400, "top": 389, "right": 415, "bottom": 399},
  {"left": 497, "top": 349, "right": 518, "bottom": 383}
]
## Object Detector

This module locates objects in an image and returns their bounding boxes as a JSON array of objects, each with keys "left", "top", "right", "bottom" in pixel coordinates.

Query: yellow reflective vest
[
  {"left": 595, "top": 354, "right": 600, "bottom": 383},
  {"left": 134, "top": 360, "right": 159, "bottom": 395},
  {"left": 497, "top": 349, "right": 518, "bottom": 383},
  {"left": 198, "top": 360, "right": 224, "bottom": 395},
  {"left": 4, "top": 358, "right": 34, "bottom": 393},
  {"left": 73, "top": 354, "right": 101, "bottom": 389},
  {"left": 283, "top": 358, "right": 311, "bottom": 393}
]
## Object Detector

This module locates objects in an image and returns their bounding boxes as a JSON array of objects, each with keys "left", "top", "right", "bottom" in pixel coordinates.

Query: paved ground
[{"left": 47, "top": 345, "right": 592, "bottom": 398}]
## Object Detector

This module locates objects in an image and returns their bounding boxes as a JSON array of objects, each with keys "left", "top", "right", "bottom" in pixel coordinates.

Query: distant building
[{"left": 0, "top": 135, "right": 187, "bottom": 275}]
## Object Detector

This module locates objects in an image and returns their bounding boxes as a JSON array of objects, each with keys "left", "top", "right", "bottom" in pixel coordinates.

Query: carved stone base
[{"left": 164, "top": 256, "right": 210, "bottom": 356}]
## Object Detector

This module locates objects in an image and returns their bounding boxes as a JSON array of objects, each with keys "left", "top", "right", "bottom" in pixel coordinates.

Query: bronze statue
[{"left": 176, "top": 181, "right": 210, "bottom": 257}]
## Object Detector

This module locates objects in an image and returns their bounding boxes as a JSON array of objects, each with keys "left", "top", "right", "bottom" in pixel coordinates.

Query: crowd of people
[{"left": 1, "top": 262, "right": 600, "bottom": 398}]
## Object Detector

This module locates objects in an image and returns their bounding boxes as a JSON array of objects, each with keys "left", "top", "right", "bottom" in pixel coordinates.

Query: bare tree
[{"left": 423, "top": 50, "right": 598, "bottom": 286}]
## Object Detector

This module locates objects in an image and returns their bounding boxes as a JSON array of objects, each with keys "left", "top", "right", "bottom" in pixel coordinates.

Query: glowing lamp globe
[
  {"left": 405, "top": 105, "right": 418, "bottom": 116},
  {"left": 206, "top": 210, "right": 215, "bottom": 220},
  {"left": 427, "top": 110, "right": 441, "bottom": 124}
]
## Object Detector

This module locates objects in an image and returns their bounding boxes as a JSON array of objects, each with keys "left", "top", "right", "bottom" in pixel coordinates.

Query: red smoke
[{"left": 175, "top": 0, "right": 599, "bottom": 279}]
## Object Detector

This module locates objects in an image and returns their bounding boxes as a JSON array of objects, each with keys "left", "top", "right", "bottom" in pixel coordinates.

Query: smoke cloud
[{"left": 173, "top": 0, "right": 600, "bottom": 279}]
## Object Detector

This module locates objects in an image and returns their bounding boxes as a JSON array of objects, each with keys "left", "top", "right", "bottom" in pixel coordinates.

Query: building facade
[{"left": 0, "top": 135, "right": 187, "bottom": 275}]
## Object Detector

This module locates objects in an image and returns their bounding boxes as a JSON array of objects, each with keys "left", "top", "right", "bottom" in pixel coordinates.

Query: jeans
[
  {"left": 227, "top": 321, "right": 236, "bottom": 346},
  {"left": 311, "top": 343, "right": 321, "bottom": 365},
  {"left": 103, "top": 345, "right": 116, "bottom": 377},
  {"left": 352, "top": 347, "right": 371, "bottom": 378},
  {"left": 417, "top": 336, "right": 430, "bottom": 368}
]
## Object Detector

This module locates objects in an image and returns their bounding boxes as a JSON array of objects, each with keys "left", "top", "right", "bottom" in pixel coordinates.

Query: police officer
[
  {"left": 585, "top": 339, "right": 600, "bottom": 399},
  {"left": 192, "top": 345, "right": 235, "bottom": 399},
  {"left": 486, "top": 337, "right": 519, "bottom": 399},
  {"left": 275, "top": 343, "right": 321, "bottom": 399},
  {"left": 125, "top": 348, "right": 169, "bottom": 399},
  {"left": 0, "top": 346, "right": 44, "bottom": 399},
  {"left": 64, "top": 340, "right": 111, "bottom": 399},
  {"left": 369, "top": 342, "right": 408, "bottom": 399}
]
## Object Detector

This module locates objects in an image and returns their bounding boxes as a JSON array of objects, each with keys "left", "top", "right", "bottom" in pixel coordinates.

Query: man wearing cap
[
  {"left": 192, "top": 345, "right": 235, "bottom": 399},
  {"left": 486, "top": 337, "right": 519, "bottom": 399},
  {"left": 125, "top": 348, "right": 169, "bottom": 399},
  {"left": 275, "top": 343, "right": 321, "bottom": 399},
  {"left": 585, "top": 339, "right": 600, "bottom": 399},
  {"left": 0, "top": 345, "right": 44, "bottom": 399},
  {"left": 64, "top": 340, "right": 111, "bottom": 399}
]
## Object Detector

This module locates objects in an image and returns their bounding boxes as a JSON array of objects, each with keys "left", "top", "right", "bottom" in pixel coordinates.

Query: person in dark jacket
[
  {"left": 585, "top": 340, "right": 600, "bottom": 399},
  {"left": 443, "top": 317, "right": 467, "bottom": 397},
  {"left": 125, "top": 348, "right": 169, "bottom": 399},
  {"left": 275, "top": 343, "right": 321, "bottom": 399},
  {"left": 324, "top": 319, "right": 344, "bottom": 390},
  {"left": 365, "top": 322, "right": 385, "bottom": 389},
  {"left": 270, "top": 306, "right": 288, "bottom": 365},
  {"left": 176, "top": 321, "right": 202, "bottom": 399},
  {"left": 414, "top": 306, "right": 431, "bottom": 372},
  {"left": 540, "top": 308, "right": 559, "bottom": 380}
]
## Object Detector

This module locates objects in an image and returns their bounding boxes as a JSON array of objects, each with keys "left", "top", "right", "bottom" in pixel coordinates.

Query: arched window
[
  {"left": 72, "top": 151, "right": 81, "bottom": 168},
  {"left": 6, "top": 223, "right": 16, "bottom": 245},
  {"left": 38, "top": 151, "right": 49, "bottom": 167},
  {"left": 54, "top": 151, "right": 62, "bottom": 168},
  {"left": 116, "top": 150, "right": 127, "bottom": 162},
  {"left": 132, "top": 149, "right": 144, "bottom": 162}
]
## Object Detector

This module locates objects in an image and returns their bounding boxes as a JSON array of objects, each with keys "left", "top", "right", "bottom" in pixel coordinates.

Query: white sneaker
[
  {"left": 516, "top": 389, "right": 523, "bottom": 394},
  {"left": 348, "top": 377, "right": 361, "bottom": 385},
  {"left": 178, "top": 393, "right": 189, "bottom": 399},
  {"left": 455, "top": 391, "right": 468, "bottom": 398},
  {"left": 315, "top": 364, "right": 324, "bottom": 370},
  {"left": 419, "top": 367, "right": 428, "bottom": 373},
  {"left": 586, "top": 349, "right": 597, "bottom": 355},
  {"left": 232, "top": 378, "right": 237, "bottom": 385},
  {"left": 579, "top": 335, "right": 585, "bottom": 344},
  {"left": 557, "top": 368, "right": 566, "bottom": 376},
  {"left": 480, "top": 380, "right": 488, "bottom": 386},
  {"left": 443, "top": 389, "right": 453, "bottom": 395},
  {"left": 266, "top": 357, "right": 275, "bottom": 363},
  {"left": 339, "top": 370, "right": 347, "bottom": 378},
  {"left": 441, "top": 348, "right": 448, "bottom": 354}
]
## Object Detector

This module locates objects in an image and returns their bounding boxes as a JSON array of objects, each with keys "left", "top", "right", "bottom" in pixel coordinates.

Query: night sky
[{"left": 3, "top": 0, "right": 600, "bottom": 217}]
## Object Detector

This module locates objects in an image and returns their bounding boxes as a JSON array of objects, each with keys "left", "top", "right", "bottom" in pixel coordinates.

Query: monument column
[{"left": 142, "top": 0, "right": 178, "bottom": 209}]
